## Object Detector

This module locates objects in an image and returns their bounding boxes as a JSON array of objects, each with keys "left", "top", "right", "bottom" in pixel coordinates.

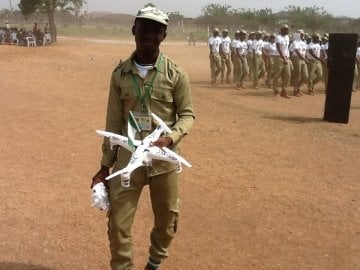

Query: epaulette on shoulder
[
  {"left": 113, "top": 59, "right": 124, "bottom": 73},
  {"left": 166, "top": 57, "right": 182, "bottom": 72}
]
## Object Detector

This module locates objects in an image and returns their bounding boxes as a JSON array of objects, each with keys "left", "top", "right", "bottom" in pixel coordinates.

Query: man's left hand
[{"left": 152, "top": 137, "right": 173, "bottom": 148}]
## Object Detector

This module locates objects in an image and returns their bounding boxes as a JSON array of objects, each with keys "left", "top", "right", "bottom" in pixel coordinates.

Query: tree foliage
[
  {"left": 18, "top": 0, "right": 85, "bottom": 41},
  {"left": 284, "top": 5, "right": 333, "bottom": 31}
]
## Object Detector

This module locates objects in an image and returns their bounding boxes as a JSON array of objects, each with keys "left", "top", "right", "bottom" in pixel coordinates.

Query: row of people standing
[{"left": 208, "top": 25, "right": 360, "bottom": 98}]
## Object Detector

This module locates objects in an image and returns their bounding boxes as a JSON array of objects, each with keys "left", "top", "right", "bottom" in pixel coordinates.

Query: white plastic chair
[
  {"left": 43, "top": 33, "right": 51, "bottom": 45},
  {"left": 10, "top": 32, "right": 18, "bottom": 45},
  {"left": 26, "top": 36, "right": 36, "bottom": 47}
]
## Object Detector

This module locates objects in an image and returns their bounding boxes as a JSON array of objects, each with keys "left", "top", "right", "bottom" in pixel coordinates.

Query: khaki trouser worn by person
[
  {"left": 221, "top": 53, "right": 232, "bottom": 83},
  {"left": 308, "top": 59, "right": 323, "bottom": 91},
  {"left": 108, "top": 168, "right": 179, "bottom": 270},
  {"left": 246, "top": 52, "right": 254, "bottom": 81},
  {"left": 210, "top": 52, "right": 221, "bottom": 84},
  {"left": 322, "top": 62, "right": 329, "bottom": 92},
  {"left": 265, "top": 56, "right": 275, "bottom": 87},
  {"left": 291, "top": 56, "right": 309, "bottom": 93},
  {"left": 239, "top": 56, "right": 249, "bottom": 88},
  {"left": 253, "top": 54, "right": 266, "bottom": 88},
  {"left": 272, "top": 56, "right": 291, "bottom": 94}
]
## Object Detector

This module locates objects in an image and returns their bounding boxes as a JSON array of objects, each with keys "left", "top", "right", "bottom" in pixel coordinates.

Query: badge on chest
[{"left": 132, "top": 111, "right": 152, "bottom": 131}]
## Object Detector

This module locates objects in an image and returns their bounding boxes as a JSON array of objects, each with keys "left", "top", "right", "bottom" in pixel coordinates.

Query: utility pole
[{"left": 8, "top": 0, "right": 14, "bottom": 15}]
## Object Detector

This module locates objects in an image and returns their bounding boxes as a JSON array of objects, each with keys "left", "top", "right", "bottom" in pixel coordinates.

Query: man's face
[
  {"left": 239, "top": 33, "right": 246, "bottom": 41},
  {"left": 222, "top": 32, "right": 228, "bottom": 38},
  {"left": 213, "top": 31, "right": 219, "bottom": 37},
  {"left": 132, "top": 18, "right": 167, "bottom": 52},
  {"left": 281, "top": 28, "right": 289, "bottom": 35}
]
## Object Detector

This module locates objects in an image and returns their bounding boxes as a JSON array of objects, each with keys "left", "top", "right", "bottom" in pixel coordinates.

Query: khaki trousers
[
  {"left": 322, "top": 62, "right": 329, "bottom": 92},
  {"left": 246, "top": 52, "right": 254, "bottom": 80},
  {"left": 253, "top": 54, "right": 266, "bottom": 87},
  {"left": 210, "top": 53, "right": 222, "bottom": 83},
  {"left": 221, "top": 53, "right": 232, "bottom": 81},
  {"left": 273, "top": 56, "right": 291, "bottom": 92},
  {"left": 108, "top": 168, "right": 179, "bottom": 270},
  {"left": 266, "top": 56, "right": 275, "bottom": 85},
  {"left": 291, "top": 56, "right": 309, "bottom": 91},
  {"left": 308, "top": 59, "right": 323, "bottom": 89}
]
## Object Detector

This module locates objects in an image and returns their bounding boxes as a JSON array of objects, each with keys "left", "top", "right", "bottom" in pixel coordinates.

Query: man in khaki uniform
[
  {"left": 263, "top": 33, "right": 277, "bottom": 87},
  {"left": 91, "top": 6, "right": 195, "bottom": 270},
  {"left": 307, "top": 33, "right": 324, "bottom": 95},
  {"left": 246, "top": 32, "right": 255, "bottom": 81},
  {"left": 273, "top": 24, "right": 291, "bottom": 98},
  {"left": 291, "top": 29, "right": 308, "bottom": 96},
  {"left": 208, "top": 28, "right": 222, "bottom": 85},
  {"left": 321, "top": 34, "right": 329, "bottom": 92},
  {"left": 251, "top": 31, "right": 266, "bottom": 89},
  {"left": 220, "top": 29, "right": 232, "bottom": 84},
  {"left": 355, "top": 40, "right": 360, "bottom": 90}
]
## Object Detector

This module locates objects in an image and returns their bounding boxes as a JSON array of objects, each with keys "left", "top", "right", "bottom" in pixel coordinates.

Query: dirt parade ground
[{"left": 0, "top": 37, "right": 360, "bottom": 270}]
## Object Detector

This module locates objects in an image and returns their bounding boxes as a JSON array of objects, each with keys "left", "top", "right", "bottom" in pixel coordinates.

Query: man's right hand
[{"left": 91, "top": 165, "right": 110, "bottom": 189}]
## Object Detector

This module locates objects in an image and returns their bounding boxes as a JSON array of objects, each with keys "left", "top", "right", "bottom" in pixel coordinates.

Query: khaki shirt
[{"left": 101, "top": 51, "right": 195, "bottom": 176}]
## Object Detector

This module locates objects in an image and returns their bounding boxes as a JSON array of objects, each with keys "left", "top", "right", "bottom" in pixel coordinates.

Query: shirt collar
[{"left": 123, "top": 51, "right": 164, "bottom": 74}]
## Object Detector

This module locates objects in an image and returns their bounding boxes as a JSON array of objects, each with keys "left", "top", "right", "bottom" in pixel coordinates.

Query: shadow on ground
[
  {"left": 262, "top": 115, "right": 324, "bottom": 124},
  {"left": 0, "top": 262, "right": 53, "bottom": 270}
]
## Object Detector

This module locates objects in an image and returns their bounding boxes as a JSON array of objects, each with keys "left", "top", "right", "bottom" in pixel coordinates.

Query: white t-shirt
[
  {"left": 357, "top": 47, "right": 360, "bottom": 60},
  {"left": 247, "top": 40, "right": 253, "bottom": 54},
  {"left": 265, "top": 42, "right": 277, "bottom": 56},
  {"left": 251, "top": 39, "right": 264, "bottom": 55},
  {"left": 134, "top": 61, "right": 154, "bottom": 79},
  {"left": 307, "top": 42, "right": 321, "bottom": 59},
  {"left": 221, "top": 36, "right": 231, "bottom": 54},
  {"left": 275, "top": 35, "right": 290, "bottom": 57},
  {"left": 292, "top": 40, "right": 307, "bottom": 58},
  {"left": 208, "top": 36, "right": 222, "bottom": 53},
  {"left": 321, "top": 42, "right": 329, "bottom": 59},
  {"left": 236, "top": 40, "right": 248, "bottom": 55}
]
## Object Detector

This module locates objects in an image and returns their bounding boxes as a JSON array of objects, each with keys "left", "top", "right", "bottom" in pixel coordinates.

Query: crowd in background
[
  {"left": 208, "top": 25, "right": 360, "bottom": 98},
  {"left": 0, "top": 21, "right": 51, "bottom": 46}
]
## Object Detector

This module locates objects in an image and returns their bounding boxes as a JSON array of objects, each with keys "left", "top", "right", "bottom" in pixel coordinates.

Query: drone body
[{"left": 96, "top": 112, "right": 192, "bottom": 188}]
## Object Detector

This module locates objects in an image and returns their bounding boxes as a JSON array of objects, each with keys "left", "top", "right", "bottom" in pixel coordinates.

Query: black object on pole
[{"left": 324, "top": 33, "right": 358, "bottom": 124}]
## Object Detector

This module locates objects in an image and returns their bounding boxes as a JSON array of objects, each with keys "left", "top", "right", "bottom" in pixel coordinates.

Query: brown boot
[
  {"left": 293, "top": 90, "right": 302, "bottom": 97},
  {"left": 280, "top": 90, "right": 290, "bottom": 98}
]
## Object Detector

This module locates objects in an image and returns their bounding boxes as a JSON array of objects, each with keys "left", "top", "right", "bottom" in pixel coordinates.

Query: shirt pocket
[
  {"left": 151, "top": 89, "right": 174, "bottom": 103},
  {"left": 120, "top": 87, "right": 137, "bottom": 100}
]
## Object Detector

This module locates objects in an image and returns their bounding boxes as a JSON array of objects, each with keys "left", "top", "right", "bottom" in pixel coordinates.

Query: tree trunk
[{"left": 45, "top": 0, "right": 56, "bottom": 42}]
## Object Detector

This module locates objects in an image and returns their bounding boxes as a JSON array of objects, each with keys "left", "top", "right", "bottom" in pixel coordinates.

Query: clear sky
[{"left": 0, "top": 0, "right": 359, "bottom": 18}]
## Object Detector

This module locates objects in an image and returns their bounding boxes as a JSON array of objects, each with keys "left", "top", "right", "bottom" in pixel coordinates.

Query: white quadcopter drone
[{"left": 96, "top": 112, "right": 192, "bottom": 188}]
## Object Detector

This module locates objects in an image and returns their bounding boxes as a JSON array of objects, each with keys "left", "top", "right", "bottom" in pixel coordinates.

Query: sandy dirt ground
[{"left": 0, "top": 37, "right": 360, "bottom": 270}]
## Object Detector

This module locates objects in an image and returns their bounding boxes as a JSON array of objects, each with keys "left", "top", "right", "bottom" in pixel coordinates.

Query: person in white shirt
[
  {"left": 273, "top": 24, "right": 291, "bottom": 98},
  {"left": 220, "top": 29, "right": 232, "bottom": 84},
  {"left": 234, "top": 30, "right": 249, "bottom": 89},
  {"left": 208, "top": 28, "right": 222, "bottom": 85},
  {"left": 246, "top": 32, "right": 255, "bottom": 81},
  {"left": 290, "top": 29, "right": 309, "bottom": 96},
  {"left": 321, "top": 34, "right": 329, "bottom": 92},
  {"left": 354, "top": 40, "right": 360, "bottom": 91},
  {"left": 231, "top": 31, "right": 240, "bottom": 85},
  {"left": 251, "top": 31, "right": 266, "bottom": 89},
  {"left": 307, "top": 33, "right": 324, "bottom": 95},
  {"left": 263, "top": 33, "right": 277, "bottom": 87}
]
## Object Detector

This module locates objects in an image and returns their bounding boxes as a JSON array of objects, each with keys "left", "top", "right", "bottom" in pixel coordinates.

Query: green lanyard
[{"left": 131, "top": 55, "right": 163, "bottom": 112}]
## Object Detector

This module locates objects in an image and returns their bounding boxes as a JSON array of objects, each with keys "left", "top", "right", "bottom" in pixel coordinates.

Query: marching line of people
[{"left": 208, "top": 25, "right": 360, "bottom": 98}]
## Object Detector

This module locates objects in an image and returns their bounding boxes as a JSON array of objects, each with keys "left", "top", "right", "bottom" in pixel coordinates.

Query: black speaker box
[{"left": 324, "top": 33, "right": 358, "bottom": 123}]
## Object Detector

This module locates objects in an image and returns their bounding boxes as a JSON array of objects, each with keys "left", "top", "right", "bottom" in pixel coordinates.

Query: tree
[
  {"left": 144, "top": 3, "right": 156, "bottom": 8},
  {"left": 284, "top": 5, "right": 333, "bottom": 31},
  {"left": 18, "top": 0, "right": 85, "bottom": 42},
  {"left": 198, "top": 3, "right": 233, "bottom": 26}
]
